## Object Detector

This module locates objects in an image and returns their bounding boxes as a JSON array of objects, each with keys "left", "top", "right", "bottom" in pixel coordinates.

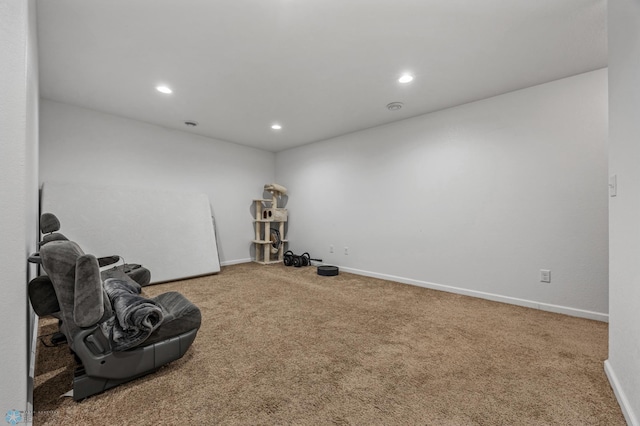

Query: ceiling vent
[{"left": 386, "top": 102, "right": 403, "bottom": 111}]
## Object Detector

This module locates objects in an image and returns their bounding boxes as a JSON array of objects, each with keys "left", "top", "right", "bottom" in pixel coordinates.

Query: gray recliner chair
[{"left": 34, "top": 238, "right": 201, "bottom": 400}]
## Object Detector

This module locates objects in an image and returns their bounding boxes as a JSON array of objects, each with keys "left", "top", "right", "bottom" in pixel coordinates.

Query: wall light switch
[{"left": 609, "top": 175, "right": 617, "bottom": 197}]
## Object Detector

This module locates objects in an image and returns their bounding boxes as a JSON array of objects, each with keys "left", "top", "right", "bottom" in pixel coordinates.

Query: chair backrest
[{"left": 40, "top": 240, "right": 112, "bottom": 350}]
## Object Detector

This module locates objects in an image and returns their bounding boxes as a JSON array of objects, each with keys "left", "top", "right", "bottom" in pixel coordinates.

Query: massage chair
[{"left": 28, "top": 215, "right": 201, "bottom": 400}]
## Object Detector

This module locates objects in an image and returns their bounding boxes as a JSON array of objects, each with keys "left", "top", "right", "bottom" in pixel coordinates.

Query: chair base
[
  {"left": 73, "top": 366, "right": 157, "bottom": 401},
  {"left": 71, "top": 327, "right": 198, "bottom": 400}
]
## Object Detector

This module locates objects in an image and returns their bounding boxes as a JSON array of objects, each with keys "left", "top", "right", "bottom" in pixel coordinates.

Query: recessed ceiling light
[
  {"left": 271, "top": 124, "right": 282, "bottom": 130},
  {"left": 398, "top": 74, "right": 414, "bottom": 84},
  {"left": 156, "top": 85, "right": 172, "bottom": 94},
  {"left": 386, "top": 102, "right": 404, "bottom": 111}
]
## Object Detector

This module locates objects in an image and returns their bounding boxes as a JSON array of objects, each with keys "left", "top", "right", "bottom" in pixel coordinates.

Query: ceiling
[{"left": 37, "top": 0, "right": 607, "bottom": 153}]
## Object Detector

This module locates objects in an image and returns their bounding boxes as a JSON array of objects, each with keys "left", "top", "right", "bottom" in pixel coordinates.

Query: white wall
[
  {"left": 606, "top": 0, "right": 640, "bottom": 424},
  {"left": 40, "top": 99, "right": 275, "bottom": 265},
  {"left": 277, "top": 69, "right": 608, "bottom": 320},
  {"left": 0, "top": 0, "right": 39, "bottom": 415}
]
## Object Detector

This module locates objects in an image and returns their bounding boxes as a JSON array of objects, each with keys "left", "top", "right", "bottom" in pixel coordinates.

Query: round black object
[{"left": 317, "top": 265, "right": 339, "bottom": 276}]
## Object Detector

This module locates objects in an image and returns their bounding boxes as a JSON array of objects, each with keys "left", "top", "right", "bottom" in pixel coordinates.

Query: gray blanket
[{"left": 100, "top": 278, "right": 164, "bottom": 351}]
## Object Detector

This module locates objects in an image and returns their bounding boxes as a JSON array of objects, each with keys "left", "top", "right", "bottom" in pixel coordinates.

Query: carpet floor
[{"left": 33, "top": 263, "right": 624, "bottom": 425}]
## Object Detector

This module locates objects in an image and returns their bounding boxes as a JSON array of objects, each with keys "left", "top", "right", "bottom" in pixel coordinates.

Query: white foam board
[{"left": 41, "top": 181, "right": 220, "bottom": 283}]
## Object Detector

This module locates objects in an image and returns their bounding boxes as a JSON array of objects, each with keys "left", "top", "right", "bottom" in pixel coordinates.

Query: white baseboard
[
  {"left": 605, "top": 360, "right": 639, "bottom": 426},
  {"left": 337, "top": 266, "right": 609, "bottom": 322},
  {"left": 220, "top": 258, "right": 252, "bottom": 267}
]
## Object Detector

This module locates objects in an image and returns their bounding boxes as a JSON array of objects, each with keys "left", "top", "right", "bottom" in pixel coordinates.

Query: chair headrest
[{"left": 40, "top": 213, "right": 61, "bottom": 234}]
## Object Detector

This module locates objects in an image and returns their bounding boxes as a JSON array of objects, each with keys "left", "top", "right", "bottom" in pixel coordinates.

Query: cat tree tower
[{"left": 253, "top": 183, "right": 288, "bottom": 264}]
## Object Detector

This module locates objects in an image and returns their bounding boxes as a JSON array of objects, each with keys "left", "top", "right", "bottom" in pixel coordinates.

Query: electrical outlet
[
  {"left": 329, "top": 245, "right": 334, "bottom": 253},
  {"left": 540, "top": 269, "right": 551, "bottom": 283},
  {"left": 344, "top": 246, "right": 349, "bottom": 255}
]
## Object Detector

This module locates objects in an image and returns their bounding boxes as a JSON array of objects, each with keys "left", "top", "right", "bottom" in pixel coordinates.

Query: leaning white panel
[{"left": 41, "top": 181, "right": 220, "bottom": 283}]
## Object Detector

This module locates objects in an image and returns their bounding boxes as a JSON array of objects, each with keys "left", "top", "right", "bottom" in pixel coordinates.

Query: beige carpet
[{"left": 33, "top": 263, "right": 624, "bottom": 425}]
